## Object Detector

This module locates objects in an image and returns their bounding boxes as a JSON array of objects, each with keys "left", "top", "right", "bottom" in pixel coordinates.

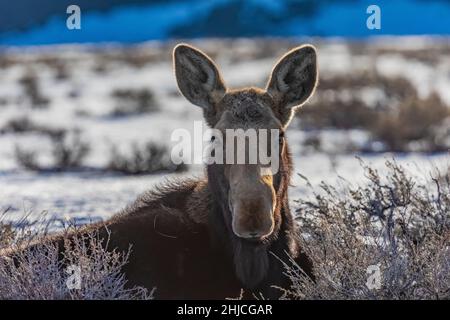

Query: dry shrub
[
  {"left": 1, "top": 116, "right": 38, "bottom": 134},
  {"left": 14, "top": 146, "right": 41, "bottom": 171},
  {"left": 36, "top": 56, "right": 70, "bottom": 80},
  {"left": 0, "top": 227, "right": 153, "bottom": 300},
  {"left": 51, "top": 129, "right": 91, "bottom": 170},
  {"left": 299, "top": 70, "right": 450, "bottom": 153},
  {"left": 1, "top": 116, "right": 64, "bottom": 136},
  {"left": 299, "top": 73, "right": 417, "bottom": 131},
  {"left": 283, "top": 160, "right": 450, "bottom": 299},
  {"left": 0, "top": 54, "right": 17, "bottom": 69},
  {"left": 110, "top": 88, "right": 158, "bottom": 117},
  {"left": 108, "top": 142, "right": 187, "bottom": 175},
  {"left": 372, "top": 93, "right": 450, "bottom": 152},
  {"left": 319, "top": 73, "right": 417, "bottom": 101},
  {"left": 0, "top": 222, "right": 15, "bottom": 249},
  {"left": 374, "top": 47, "right": 450, "bottom": 65},
  {"left": 94, "top": 48, "right": 166, "bottom": 69},
  {"left": 18, "top": 73, "right": 50, "bottom": 109},
  {"left": 300, "top": 96, "right": 376, "bottom": 130},
  {"left": 15, "top": 129, "right": 90, "bottom": 171}
]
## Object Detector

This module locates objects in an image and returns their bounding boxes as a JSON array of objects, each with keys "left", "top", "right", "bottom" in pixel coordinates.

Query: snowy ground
[{"left": 0, "top": 38, "right": 449, "bottom": 228}]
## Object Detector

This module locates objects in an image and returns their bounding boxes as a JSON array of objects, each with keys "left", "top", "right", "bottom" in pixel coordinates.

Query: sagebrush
[
  {"left": 0, "top": 221, "right": 153, "bottom": 300},
  {"left": 283, "top": 159, "right": 450, "bottom": 299}
]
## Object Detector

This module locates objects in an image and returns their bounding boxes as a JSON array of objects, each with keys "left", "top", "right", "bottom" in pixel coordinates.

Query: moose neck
[{"left": 206, "top": 144, "right": 298, "bottom": 289}]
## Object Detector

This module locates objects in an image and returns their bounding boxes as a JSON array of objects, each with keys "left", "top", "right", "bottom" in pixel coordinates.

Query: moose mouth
[
  {"left": 230, "top": 218, "right": 274, "bottom": 245},
  {"left": 232, "top": 221, "right": 274, "bottom": 244},
  {"left": 234, "top": 231, "right": 266, "bottom": 243}
]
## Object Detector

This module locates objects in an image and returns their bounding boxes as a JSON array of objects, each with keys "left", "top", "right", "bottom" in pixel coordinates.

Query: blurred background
[
  {"left": 1, "top": 0, "right": 450, "bottom": 43},
  {"left": 0, "top": 0, "right": 449, "bottom": 227}
]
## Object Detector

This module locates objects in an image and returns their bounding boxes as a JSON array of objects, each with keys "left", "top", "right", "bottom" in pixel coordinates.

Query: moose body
[{"left": 5, "top": 43, "right": 319, "bottom": 299}]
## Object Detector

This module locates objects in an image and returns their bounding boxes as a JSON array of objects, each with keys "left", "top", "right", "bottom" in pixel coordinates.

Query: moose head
[{"left": 174, "top": 43, "right": 318, "bottom": 288}]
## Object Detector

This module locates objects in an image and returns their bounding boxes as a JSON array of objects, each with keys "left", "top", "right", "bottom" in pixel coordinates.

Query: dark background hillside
[{"left": 1, "top": 0, "right": 449, "bottom": 45}]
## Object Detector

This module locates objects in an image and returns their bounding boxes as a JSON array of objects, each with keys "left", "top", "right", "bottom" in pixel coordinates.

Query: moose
[{"left": 4, "top": 43, "right": 318, "bottom": 299}]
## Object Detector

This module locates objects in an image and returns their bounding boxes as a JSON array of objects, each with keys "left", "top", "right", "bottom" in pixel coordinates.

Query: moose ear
[
  {"left": 266, "top": 45, "right": 318, "bottom": 127},
  {"left": 173, "top": 44, "right": 226, "bottom": 111}
]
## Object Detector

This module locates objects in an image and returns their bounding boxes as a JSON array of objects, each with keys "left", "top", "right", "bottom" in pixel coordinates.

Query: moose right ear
[
  {"left": 173, "top": 44, "right": 226, "bottom": 111},
  {"left": 266, "top": 45, "right": 318, "bottom": 127}
]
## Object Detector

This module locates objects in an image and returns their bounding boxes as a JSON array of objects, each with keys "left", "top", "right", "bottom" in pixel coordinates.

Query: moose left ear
[{"left": 266, "top": 45, "right": 318, "bottom": 127}]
